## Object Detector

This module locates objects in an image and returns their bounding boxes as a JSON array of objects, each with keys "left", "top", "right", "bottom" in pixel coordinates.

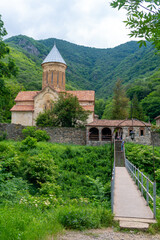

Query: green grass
[
  {"left": 0, "top": 205, "right": 63, "bottom": 240},
  {"left": 0, "top": 140, "right": 113, "bottom": 239}
]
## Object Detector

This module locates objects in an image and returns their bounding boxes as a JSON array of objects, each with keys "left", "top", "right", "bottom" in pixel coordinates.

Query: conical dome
[
  {"left": 41, "top": 43, "right": 67, "bottom": 91},
  {"left": 42, "top": 44, "right": 66, "bottom": 65}
]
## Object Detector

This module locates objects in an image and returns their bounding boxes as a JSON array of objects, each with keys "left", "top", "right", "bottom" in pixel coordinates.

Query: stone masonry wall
[
  {"left": 151, "top": 132, "right": 160, "bottom": 146},
  {"left": 0, "top": 123, "right": 86, "bottom": 145}
]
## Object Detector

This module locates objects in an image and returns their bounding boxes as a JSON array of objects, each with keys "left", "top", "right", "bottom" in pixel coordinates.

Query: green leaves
[
  {"left": 110, "top": 0, "right": 160, "bottom": 51},
  {"left": 111, "top": 79, "right": 129, "bottom": 119}
]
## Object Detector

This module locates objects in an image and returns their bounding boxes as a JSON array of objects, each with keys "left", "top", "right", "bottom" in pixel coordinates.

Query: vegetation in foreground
[
  {"left": 0, "top": 139, "right": 113, "bottom": 239},
  {"left": 1, "top": 134, "right": 160, "bottom": 239}
]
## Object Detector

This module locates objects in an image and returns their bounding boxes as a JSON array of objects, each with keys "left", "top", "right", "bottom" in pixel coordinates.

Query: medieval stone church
[{"left": 11, "top": 44, "right": 95, "bottom": 126}]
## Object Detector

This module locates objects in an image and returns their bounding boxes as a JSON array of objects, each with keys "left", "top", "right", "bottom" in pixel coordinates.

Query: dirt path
[{"left": 57, "top": 228, "right": 160, "bottom": 240}]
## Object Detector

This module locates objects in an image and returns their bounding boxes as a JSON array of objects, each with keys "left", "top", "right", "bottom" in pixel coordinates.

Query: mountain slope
[{"left": 5, "top": 35, "right": 160, "bottom": 98}]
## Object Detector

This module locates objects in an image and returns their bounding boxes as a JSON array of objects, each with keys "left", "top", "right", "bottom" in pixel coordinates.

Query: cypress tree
[{"left": 111, "top": 79, "right": 129, "bottom": 119}]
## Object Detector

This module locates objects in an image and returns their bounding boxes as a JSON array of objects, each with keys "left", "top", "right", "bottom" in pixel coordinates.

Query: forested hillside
[
  {"left": 4, "top": 35, "right": 160, "bottom": 98},
  {"left": 1, "top": 35, "right": 160, "bottom": 122}
]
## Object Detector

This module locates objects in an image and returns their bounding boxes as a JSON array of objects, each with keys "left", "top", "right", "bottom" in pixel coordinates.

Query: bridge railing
[
  {"left": 111, "top": 160, "right": 115, "bottom": 213},
  {"left": 125, "top": 158, "right": 156, "bottom": 218}
]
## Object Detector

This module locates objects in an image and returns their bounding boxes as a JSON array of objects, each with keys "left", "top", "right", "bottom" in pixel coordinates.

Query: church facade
[{"left": 11, "top": 45, "right": 95, "bottom": 126}]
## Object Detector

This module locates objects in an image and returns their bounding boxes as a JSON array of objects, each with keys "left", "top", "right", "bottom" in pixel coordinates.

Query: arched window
[
  {"left": 89, "top": 127, "right": 99, "bottom": 141},
  {"left": 102, "top": 128, "right": 112, "bottom": 141}
]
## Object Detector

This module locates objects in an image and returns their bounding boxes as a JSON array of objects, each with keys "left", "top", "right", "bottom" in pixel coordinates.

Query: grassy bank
[{"left": 0, "top": 140, "right": 113, "bottom": 239}]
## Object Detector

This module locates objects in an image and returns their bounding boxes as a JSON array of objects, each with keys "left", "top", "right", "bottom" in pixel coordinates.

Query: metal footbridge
[{"left": 111, "top": 140, "right": 156, "bottom": 229}]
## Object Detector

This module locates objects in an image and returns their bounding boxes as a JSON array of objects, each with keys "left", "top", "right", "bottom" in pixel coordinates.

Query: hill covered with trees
[
  {"left": 4, "top": 35, "right": 160, "bottom": 97},
  {"left": 2, "top": 35, "right": 160, "bottom": 122}
]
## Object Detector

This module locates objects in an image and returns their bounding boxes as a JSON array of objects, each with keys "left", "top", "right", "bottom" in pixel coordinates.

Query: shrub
[
  {"left": 21, "top": 136, "right": 37, "bottom": 150},
  {"left": 34, "top": 129, "right": 50, "bottom": 142},
  {"left": 58, "top": 205, "right": 113, "bottom": 230},
  {"left": 0, "top": 177, "right": 29, "bottom": 204},
  {"left": 22, "top": 127, "right": 36, "bottom": 138},
  {"left": 22, "top": 127, "right": 50, "bottom": 142},
  {"left": 22, "top": 153, "right": 57, "bottom": 189}
]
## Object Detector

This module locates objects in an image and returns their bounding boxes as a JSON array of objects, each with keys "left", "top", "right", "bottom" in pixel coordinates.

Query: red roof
[
  {"left": 87, "top": 119, "right": 151, "bottom": 127},
  {"left": 15, "top": 91, "right": 39, "bottom": 102},
  {"left": 14, "top": 90, "right": 95, "bottom": 103},
  {"left": 10, "top": 105, "right": 34, "bottom": 112},
  {"left": 67, "top": 91, "right": 95, "bottom": 102}
]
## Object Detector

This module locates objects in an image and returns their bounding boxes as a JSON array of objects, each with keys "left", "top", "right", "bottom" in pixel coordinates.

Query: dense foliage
[
  {"left": 111, "top": 79, "right": 129, "bottom": 119},
  {"left": 22, "top": 127, "right": 50, "bottom": 141},
  {"left": 0, "top": 16, "right": 19, "bottom": 122},
  {"left": 36, "top": 93, "right": 89, "bottom": 127},
  {"left": 129, "top": 94, "right": 145, "bottom": 120},
  {"left": 110, "top": 0, "right": 160, "bottom": 51},
  {"left": 126, "top": 70, "right": 160, "bottom": 121},
  {"left": 125, "top": 143, "right": 160, "bottom": 188},
  {"left": 0, "top": 140, "right": 113, "bottom": 239}
]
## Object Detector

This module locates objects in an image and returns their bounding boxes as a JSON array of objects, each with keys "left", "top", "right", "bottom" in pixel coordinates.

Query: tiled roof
[
  {"left": 155, "top": 115, "right": 160, "bottom": 120},
  {"left": 42, "top": 44, "right": 66, "bottom": 65},
  {"left": 87, "top": 119, "right": 151, "bottom": 127},
  {"left": 14, "top": 89, "right": 95, "bottom": 103},
  {"left": 10, "top": 105, "right": 34, "bottom": 112},
  {"left": 67, "top": 91, "right": 95, "bottom": 102},
  {"left": 15, "top": 91, "right": 39, "bottom": 102},
  {"left": 82, "top": 105, "right": 94, "bottom": 112}
]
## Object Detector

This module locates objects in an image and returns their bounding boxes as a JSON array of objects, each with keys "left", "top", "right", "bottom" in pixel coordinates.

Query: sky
[{"left": 0, "top": 0, "right": 135, "bottom": 49}]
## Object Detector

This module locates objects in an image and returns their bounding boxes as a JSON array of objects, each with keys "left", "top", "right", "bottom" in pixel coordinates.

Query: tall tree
[
  {"left": 110, "top": 0, "right": 160, "bottom": 50},
  {"left": 129, "top": 94, "right": 145, "bottom": 120},
  {"left": 102, "top": 99, "right": 113, "bottom": 120},
  {"left": 0, "top": 15, "right": 18, "bottom": 122},
  {"left": 95, "top": 99, "right": 106, "bottom": 119},
  {"left": 111, "top": 79, "right": 129, "bottom": 119}
]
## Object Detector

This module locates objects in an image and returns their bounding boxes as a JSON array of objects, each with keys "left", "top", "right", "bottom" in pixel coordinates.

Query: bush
[
  {"left": 36, "top": 110, "right": 58, "bottom": 127},
  {"left": 58, "top": 205, "right": 113, "bottom": 230},
  {"left": 22, "top": 127, "right": 36, "bottom": 138},
  {"left": 22, "top": 127, "right": 50, "bottom": 142},
  {"left": 34, "top": 129, "right": 50, "bottom": 142},
  {"left": 21, "top": 136, "right": 37, "bottom": 150}
]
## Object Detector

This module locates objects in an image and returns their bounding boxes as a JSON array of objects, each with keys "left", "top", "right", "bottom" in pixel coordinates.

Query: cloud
[{"left": 0, "top": 0, "right": 134, "bottom": 48}]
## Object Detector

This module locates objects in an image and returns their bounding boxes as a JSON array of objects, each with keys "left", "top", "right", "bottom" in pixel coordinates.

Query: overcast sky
[{"left": 0, "top": 0, "right": 136, "bottom": 49}]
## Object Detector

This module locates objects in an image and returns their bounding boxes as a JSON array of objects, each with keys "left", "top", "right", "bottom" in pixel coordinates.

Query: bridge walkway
[{"left": 113, "top": 140, "right": 156, "bottom": 229}]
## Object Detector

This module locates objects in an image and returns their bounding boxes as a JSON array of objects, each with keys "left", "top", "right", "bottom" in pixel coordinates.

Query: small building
[
  {"left": 86, "top": 119, "right": 151, "bottom": 145},
  {"left": 11, "top": 44, "right": 95, "bottom": 126}
]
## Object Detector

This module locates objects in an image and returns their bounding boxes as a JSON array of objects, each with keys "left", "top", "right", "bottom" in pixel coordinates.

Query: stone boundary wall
[
  {"left": 151, "top": 132, "right": 160, "bottom": 146},
  {"left": 0, "top": 123, "right": 86, "bottom": 145}
]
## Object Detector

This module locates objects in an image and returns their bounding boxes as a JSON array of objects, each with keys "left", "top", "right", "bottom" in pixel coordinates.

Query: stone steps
[{"left": 114, "top": 217, "right": 157, "bottom": 230}]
